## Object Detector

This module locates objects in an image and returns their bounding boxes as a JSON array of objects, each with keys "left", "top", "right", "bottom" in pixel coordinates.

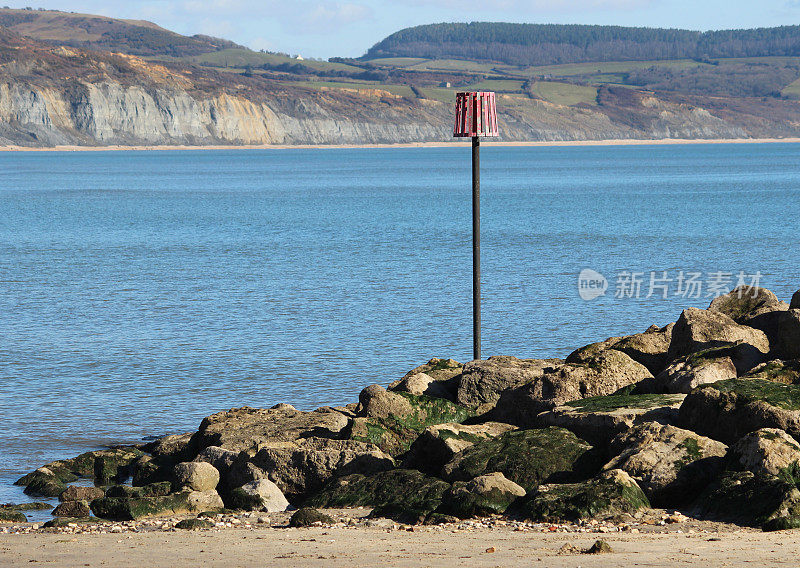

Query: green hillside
[{"left": 365, "top": 22, "right": 800, "bottom": 66}]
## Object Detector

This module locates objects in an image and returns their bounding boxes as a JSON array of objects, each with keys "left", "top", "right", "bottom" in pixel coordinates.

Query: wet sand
[{"left": 2, "top": 137, "right": 800, "bottom": 152}]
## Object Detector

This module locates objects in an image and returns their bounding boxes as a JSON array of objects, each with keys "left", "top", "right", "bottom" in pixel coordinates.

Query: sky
[{"left": 8, "top": 0, "right": 800, "bottom": 59}]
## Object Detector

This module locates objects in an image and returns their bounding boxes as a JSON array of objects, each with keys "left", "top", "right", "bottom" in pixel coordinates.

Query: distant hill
[
  {"left": 0, "top": 7, "right": 244, "bottom": 57},
  {"left": 364, "top": 22, "right": 800, "bottom": 66}
]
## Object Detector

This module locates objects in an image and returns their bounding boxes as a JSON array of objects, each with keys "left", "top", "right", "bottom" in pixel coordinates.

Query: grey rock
[
  {"left": 455, "top": 356, "right": 563, "bottom": 410},
  {"left": 730, "top": 428, "right": 800, "bottom": 477},
  {"left": 228, "top": 479, "right": 290, "bottom": 512},
  {"left": 489, "top": 351, "right": 653, "bottom": 426},
  {"left": 196, "top": 406, "right": 350, "bottom": 454},
  {"left": 59, "top": 486, "right": 104, "bottom": 502},
  {"left": 244, "top": 437, "right": 395, "bottom": 499},
  {"left": 172, "top": 462, "right": 220, "bottom": 492},
  {"left": 653, "top": 351, "right": 737, "bottom": 393},
  {"left": 668, "top": 308, "right": 770, "bottom": 363},
  {"left": 604, "top": 422, "right": 727, "bottom": 506},
  {"left": 709, "top": 286, "right": 788, "bottom": 323}
]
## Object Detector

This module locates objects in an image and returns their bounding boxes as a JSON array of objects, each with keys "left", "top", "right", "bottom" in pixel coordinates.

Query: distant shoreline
[{"left": 2, "top": 137, "right": 800, "bottom": 152}]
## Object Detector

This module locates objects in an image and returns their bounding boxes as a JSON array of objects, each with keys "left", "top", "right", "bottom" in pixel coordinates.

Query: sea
[{"left": 1, "top": 142, "right": 799, "bottom": 515}]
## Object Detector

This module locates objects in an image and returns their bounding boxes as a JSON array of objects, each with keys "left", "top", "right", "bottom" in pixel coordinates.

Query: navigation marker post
[{"left": 453, "top": 92, "right": 498, "bottom": 361}]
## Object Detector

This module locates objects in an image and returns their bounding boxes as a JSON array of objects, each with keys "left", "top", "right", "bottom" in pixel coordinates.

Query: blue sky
[{"left": 10, "top": 1, "right": 800, "bottom": 58}]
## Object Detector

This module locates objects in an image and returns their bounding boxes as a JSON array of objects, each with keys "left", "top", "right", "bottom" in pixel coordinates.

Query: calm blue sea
[{"left": 1, "top": 143, "right": 799, "bottom": 511}]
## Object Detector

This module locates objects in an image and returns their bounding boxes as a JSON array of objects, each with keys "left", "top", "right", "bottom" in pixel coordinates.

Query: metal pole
[{"left": 472, "top": 135, "right": 481, "bottom": 361}]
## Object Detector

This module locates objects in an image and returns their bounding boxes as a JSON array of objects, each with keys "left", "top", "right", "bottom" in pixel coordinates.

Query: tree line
[{"left": 365, "top": 23, "right": 800, "bottom": 65}]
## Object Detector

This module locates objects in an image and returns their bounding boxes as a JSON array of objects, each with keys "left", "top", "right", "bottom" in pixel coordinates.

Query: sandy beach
[
  {"left": 2, "top": 137, "right": 800, "bottom": 152},
  {"left": 1, "top": 515, "right": 797, "bottom": 568}
]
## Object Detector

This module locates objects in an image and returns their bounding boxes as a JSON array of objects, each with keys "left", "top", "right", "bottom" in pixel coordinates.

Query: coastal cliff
[{"left": 0, "top": 28, "right": 794, "bottom": 147}]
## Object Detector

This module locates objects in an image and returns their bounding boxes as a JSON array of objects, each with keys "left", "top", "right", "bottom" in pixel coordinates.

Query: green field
[
  {"left": 529, "top": 81, "right": 598, "bottom": 106},
  {"left": 288, "top": 80, "right": 415, "bottom": 98}
]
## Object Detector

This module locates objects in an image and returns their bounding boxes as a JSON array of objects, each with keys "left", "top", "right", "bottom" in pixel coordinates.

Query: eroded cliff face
[{"left": 0, "top": 78, "right": 758, "bottom": 147}]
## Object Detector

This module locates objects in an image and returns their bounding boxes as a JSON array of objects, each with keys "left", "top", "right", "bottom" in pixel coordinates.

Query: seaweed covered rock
[
  {"left": 709, "top": 286, "right": 788, "bottom": 324},
  {"left": 175, "top": 518, "right": 214, "bottom": 530},
  {"left": 227, "top": 479, "right": 289, "bottom": 512},
  {"left": 289, "top": 507, "right": 334, "bottom": 527},
  {"left": 306, "top": 469, "right": 451, "bottom": 525},
  {"left": 90, "top": 484, "right": 221, "bottom": 521},
  {"left": 52, "top": 500, "right": 91, "bottom": 518},
  {"left": 729, "top": 428, "right": 800, "bottom": 477},
  {"left": 651, "top": 349, "right": 737, "bottom": 394},
  {"left": 238, "top": 438, "right": 394, "bottom": 499},
  {"left": 535, "top": 394, "right": 684, "bottom": 446},
  {"left": 489, "top": 351, "right": 653, "bottom": 427},
  {"left": 439, "top": 472, "right": 526, "bottom": 518},
  {"left": 195, "top": 405, "right": 350, "bottom": 454},
  {"left": 15, "top": 447, "right": 143, "bottom": 493},
  {"left": 388, "top": 358, "right": 463, "bottom": 400},
  {"left": 0, "top": 510, "right": 26, "bottom": 523},
  {"left": 349, "top": 389, "right": 473, "bottom": 456},
  {"left": 692, "top": 471, "right": 800, "bottom": 531},
  {"left": 678, "top": 379, "right": 800, "bottom": 444},
  {"left": 403, "top": 422, "right": 517, "bottom": 475},
  {"left": 603, "top": 422, "right": 727, "bottom": 506},
  {"left": 514, "top": 469, "right": 649, "bottom": 523},
  {"left": 441, "top": 427, "right": 600, "bottom": 491},
  {"left": 455, "top": 356, "right": 564, "bottom": 410},
  {"left": 20, "top": 468, "right": 67, "bottom": 497},
  {"left": 744, "top": 360, "right": 800, "bottom": 384}
]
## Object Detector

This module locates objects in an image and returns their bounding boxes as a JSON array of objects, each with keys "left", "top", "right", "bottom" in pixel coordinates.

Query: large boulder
[
  {"left": 535, "top": 393, "right": 684, "bottom": 446},
  {"left": 349, "top": 389, "right": 473, "bottom": 456},
  {"left": 743, "top": 360, "right": 800, "bottom": 384},
  {"left": 172, "top": 461, "right": 220, "bottom": 492},
  {"left": 193, "top": 446, "right": 241, "bottom": 479},
  {"left": 650, "top": 350, "right": 737, "bottom": 394},
  {"left": 709, "top": 286, "right": 788, "bottom": 324},
  {"left": 748, "top": 309, "right": 800, "bottom": 361},
  {"left": 238, "top": 437, "right": 394, "bottom": 499},
  {"left": 678, "top": 379, "right": 800, "bottom": 445},
  {"left": 603, "top": 422, "right": 727, "bottom": 506},
  {"left": 59, "top": 486, "right": 104, "bottom": 502},
  {"left": 306, "top": 469, "right": 451, "bottom": 525},
  {"left": 489, "top": 351, "right": 653, "bottom": 427},
  {"left": 692, "top": 471, "right": 800, "bottom": 531},
  {"left": 514, "top": 469, "right": 650, "bottom": 523},
  {"left": 227, "top": 479, "right": 290, "bottom": 512},
  {"left": 613, "top": 324, "right": 675, "bottom": 376},
  {"left": 439, "top": 472, "right": 526, "bottom": 518},
  {"left": 403, "top": 422, "right": 517, "bottom": 475},
  {"left": 441, "top": 427, "right": 601, "bottom": 491},
  {"left": 195, "top": 405, "right": 351, "bottom": 454},
  {"left": 567, "top": 324, "right": 675, "bottom": 377},
  {"left": 729, "top": 428, "right": 800, "bottom": 477},
  {"left": 668, "top": 308, "right": 770, "bottom": 365},
  {"left": 52, "top": 500, "right": 91, "bottom": 518},
  {"left": 0, "top": 510, "right": 27, "bottom": 523},
  {"left": 20, "top": 468, "right": 67, "bottom": 497},
  {"left": 142, "top": 433, "right": 197, "bottom": 463},
  {"left": 455, "top": 356, "right": 563, "bottom": 410},
  {"left": 388, "top": 358, "right": 463, "bottom": 400}
]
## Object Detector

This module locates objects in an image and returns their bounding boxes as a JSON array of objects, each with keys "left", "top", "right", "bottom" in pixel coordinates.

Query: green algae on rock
[
  {"left": 289, "top": 507, "right": 335, "bottom": 527},
  {"left": 441, "top": 427, "right": 601, "bottom": 491},
  {"left": 305, "top": 469, "right": 451, "bottom": 524},
  {"left": 514, "top": 469, "right": 650, "bottom": 523}
]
